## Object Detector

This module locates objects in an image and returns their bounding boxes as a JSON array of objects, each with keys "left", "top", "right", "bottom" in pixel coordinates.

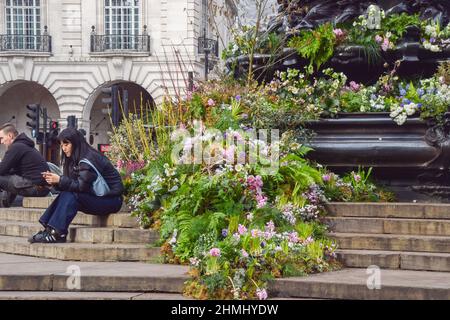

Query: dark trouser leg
[
  {"left": 0, "top": 175, "right": 49, "bottom": 206},
  {"left": 39, "top": 191, "right": 123, "bottom": 235}
]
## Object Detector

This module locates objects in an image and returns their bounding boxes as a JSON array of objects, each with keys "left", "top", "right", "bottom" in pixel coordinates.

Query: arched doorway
[
  {"left": 88, "top": 81, "right": 154, "bottom": 153},
  {"left": 0, "top": 81, "right": 60, "bottom": 163}
]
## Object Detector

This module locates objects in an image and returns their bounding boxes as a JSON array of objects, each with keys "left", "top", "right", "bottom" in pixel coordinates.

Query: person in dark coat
[
  {"left": 29, "top": 128, "right": 124, "bottom": 243},
  {"left": 0, "top": 123, "right": 50, "bottom": 207}
]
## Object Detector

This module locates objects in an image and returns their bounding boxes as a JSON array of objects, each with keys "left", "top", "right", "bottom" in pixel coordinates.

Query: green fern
[{"left": 288, "top": 23, "right": 336, "bottom": 72}]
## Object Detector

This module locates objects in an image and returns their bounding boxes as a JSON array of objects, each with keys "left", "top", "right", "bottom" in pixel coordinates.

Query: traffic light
[
  {"left": 26, "top": 104, "right": 40, "bottom": 138},
  {"left": 47, "top": 121, "right": 59, "bottom": 147},
  {"left": 101, "top": 85, "right": 119, "bottom": 127}
]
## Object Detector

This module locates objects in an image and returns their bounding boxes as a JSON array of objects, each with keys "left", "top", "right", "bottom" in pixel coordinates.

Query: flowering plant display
[{"left": 116, "top": 75, "right": 396, "bottom": 300}]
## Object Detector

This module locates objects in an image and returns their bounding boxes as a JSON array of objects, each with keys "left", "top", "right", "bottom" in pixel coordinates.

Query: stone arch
[
  {"left": 83, "top": 80, "right": 156, "bottom": 149},
  {"left": 0, "top": 80, "right": 60, "bottom": 158}
]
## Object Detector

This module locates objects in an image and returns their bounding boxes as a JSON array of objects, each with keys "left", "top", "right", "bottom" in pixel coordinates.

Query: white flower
[
  {"left": 394, "top": 113, "right": 407, "bottom": 125},
  {"left": 404, "top": 103, "right": 417, "bottom": 116},
  {"left": 430, "top": 45, "right": 441, "bottom": 52}
]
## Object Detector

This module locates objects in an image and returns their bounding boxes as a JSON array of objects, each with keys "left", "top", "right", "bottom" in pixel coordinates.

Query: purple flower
[
  {"left": 221, "top": 229, "right": 228, "bottom": 237},
  {"left": 256, "top": 288, "right": 268, "bottom": 300},
  {"left": 430, "top": 37, "right": 436, "bottom": 44},
  {"left": 399, "top": 89, "right": 407, "bottom": 96},
  {"left": 238, "top": 224, "right": 247, "bottom": 235},
  {"left": 322, "top": 174, "right": 331, "bottom": 182},
  {"left": 260, "top": 241, "right": 266, "bottom": 248},
  {"left": 209, "top": 248, "right": 221, "bottom": 257},
  {"left": 235, "top": 95, "right": 241, "bottom": 101},
  {"left": 207, "top": 98, "right": 216, "bottom": 107},
  {"left": 241, "top": 249, "right": 249, "bottom": 258},
  {"left": 375, "top": 35, "right": 383, "bottom": 43}
]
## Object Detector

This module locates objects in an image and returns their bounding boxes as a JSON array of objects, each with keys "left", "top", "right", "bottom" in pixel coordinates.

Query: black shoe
[
  {"left": 28, "top": 227, "right": 67, "bottom": 244},
  {"left": 28, "top": 227, "right": 49, "bottom": 243}
]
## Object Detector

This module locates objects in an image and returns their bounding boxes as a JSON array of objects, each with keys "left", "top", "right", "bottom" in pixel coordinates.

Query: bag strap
[{"left": 79, "top": 158, "right": 101, "bottom": 177}]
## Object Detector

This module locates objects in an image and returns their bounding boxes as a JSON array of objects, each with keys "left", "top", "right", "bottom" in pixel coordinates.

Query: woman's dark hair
[{"left": 57, "top": 128, "right": 102, "bottom": 176}]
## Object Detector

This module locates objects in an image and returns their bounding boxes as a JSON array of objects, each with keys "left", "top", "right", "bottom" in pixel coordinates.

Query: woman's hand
[{"left": 42, "top": 172, "right": 60, "bottom": 185}]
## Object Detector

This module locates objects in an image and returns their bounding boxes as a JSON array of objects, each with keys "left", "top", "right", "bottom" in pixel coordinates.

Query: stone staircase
[
  {"left": 0, "top": 198, "right": 448, "bottom": 300},
  {"left": 0, "top": 197, "right": 160, "bottom": 262},
  {"left": 324, "top": 202, "right": 450, "bottom": 272}
]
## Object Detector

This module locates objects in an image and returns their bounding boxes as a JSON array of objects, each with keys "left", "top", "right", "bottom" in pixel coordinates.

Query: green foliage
[
  {"left": 288, "top": 23, "right": 336, "bottom": 72},
  {"left": 382, "top": 13, "right": 422, "bottom": 42}
]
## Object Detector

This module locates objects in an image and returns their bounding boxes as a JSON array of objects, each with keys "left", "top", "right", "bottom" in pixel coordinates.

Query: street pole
[
  {"left": 204, "top": 48, "right": 209, "bottom": 81},
  {"left": 42, "top": 107, "right": 48, "bottom": 160}
]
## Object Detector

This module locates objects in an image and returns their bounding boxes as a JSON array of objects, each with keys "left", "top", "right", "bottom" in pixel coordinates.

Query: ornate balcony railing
[
  {"left": 0, "top": 27, "right": 52, "bottom": 52},
  {"left": 198, "top": 35, "right": 219, "bottom": 58},
  {"left": 90, "top": 26, "right": 150, "bottom": 53}
]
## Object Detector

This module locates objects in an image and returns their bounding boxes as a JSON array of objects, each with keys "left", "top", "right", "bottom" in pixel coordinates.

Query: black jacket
[
  {"left": 57, "top": 151, "right": 124, "bottom": 197},
  {"left": 0, "top": 133, "right": 49, "bottom": 185}
]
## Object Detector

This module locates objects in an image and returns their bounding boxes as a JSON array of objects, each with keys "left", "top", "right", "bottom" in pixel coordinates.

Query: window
[
  {"left": 5, "top": 0, "right": 41, "bottom": 50},
  {"left": 104, "top": 0, "right": 140, "bottom": 50}
]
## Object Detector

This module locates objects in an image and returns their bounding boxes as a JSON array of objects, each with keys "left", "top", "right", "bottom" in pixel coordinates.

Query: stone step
[
  {"left": 23, "top": 197, "right": 131, "bottom": 212},
  {"left": 269, "top": 268, "right": 450, "bottom": 300},
  {"left": 0, "top": 220, "right": 159, "bottom": 244},
  {"left": 0, "top": 292, "right": 189, "bottom": 300},
  {"left": 0, "top": 253, "right": 188, "bottom": 292},
  {"left": 0, "top": 235, "right": 160, "bottom": 262},
  {"left": 0, "top": 208, "right": 139, "bottom": 228},
  {"left": 336, "top": 249, "right": 450, "bottom": 272},
  {"left": 331, "top": 233, "right": 450, "bottom": 253},
  {"left": 325, "top": 217, "right": 450, "bottom": 236},
  {"left": 326, "top": 202, "right": 450, "bottom": 219}
]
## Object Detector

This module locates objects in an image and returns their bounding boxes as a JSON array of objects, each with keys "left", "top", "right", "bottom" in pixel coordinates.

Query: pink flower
[
  {"left": 209, "top": 248, "right": 221, "bottom": 257},
  {"left": 256, "top": 194, "right": 268, "bottom": 208},
  {"left": 117, "top": 160, "right": 124, "bottom": 170},
  {"left": 303, "top": 236, "right": 314, "bottom": 245},
  {"left": 353, "top": 173, "right": 361, "bottom": 182},
  {"left": 288, "top": 231, "right": 299, "bottom": 243},
  {"left": 222, "top": 145, "right": 236, "bottom": 163},
  {"left": 256, "top": 288, "right": 268, "bottom": 300},
  {"left": 265, "top": 220, "right": 275, "bottom": 233},
  {"left": 349, "top": 81, "right": 360, "bottom": 92},
  {"left": 207, "top": 98, "right": 216, "bottom": 107},
  {"left": 238, "top": 224, "right": 247, "bottom": 235},
  {"left": 322, "top": 174, "right": 331, "bottom": 182},
  {"left": 333, "top": 28, "right": 344, "bottom": 37},
  {"left": 375, "top": 35, "right": 383, "bottom": 43},
  {"left": 241, "top": 249, "right": 249, "bottom": 258},
  {"left": 381, "top": 38, "right": 390, "bottom": 51},
  {"left": 251, "top": 229, "right": 261, "bottom": 238},
  {"left": 247, "top": 175, "right": 263, "bottom": 193}
]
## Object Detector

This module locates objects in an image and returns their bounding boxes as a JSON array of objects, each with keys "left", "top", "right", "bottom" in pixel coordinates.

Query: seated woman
[{"left": 29, "top": 128, "right": 124, "bottom": 243}]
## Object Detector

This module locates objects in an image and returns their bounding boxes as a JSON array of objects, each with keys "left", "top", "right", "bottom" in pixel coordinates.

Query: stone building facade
[{"left": 0, "top": 0, "right": 237, "bottom": 159}]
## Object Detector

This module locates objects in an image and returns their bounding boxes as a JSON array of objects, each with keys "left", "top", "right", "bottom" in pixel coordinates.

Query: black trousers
[{"left": 0, "top": 175, "right": 50, "bottom": 198}]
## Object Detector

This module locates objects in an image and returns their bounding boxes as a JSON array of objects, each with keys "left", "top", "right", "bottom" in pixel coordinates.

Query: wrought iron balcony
[
  {"left": 90, "top": 26, "right": 150, "bottom": 53},
  {"left": 198, "top": 35, "right": 219, "bottom": 58},
  {"left": 0, "top": 27, "right": 52, "bottom": 52}
]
